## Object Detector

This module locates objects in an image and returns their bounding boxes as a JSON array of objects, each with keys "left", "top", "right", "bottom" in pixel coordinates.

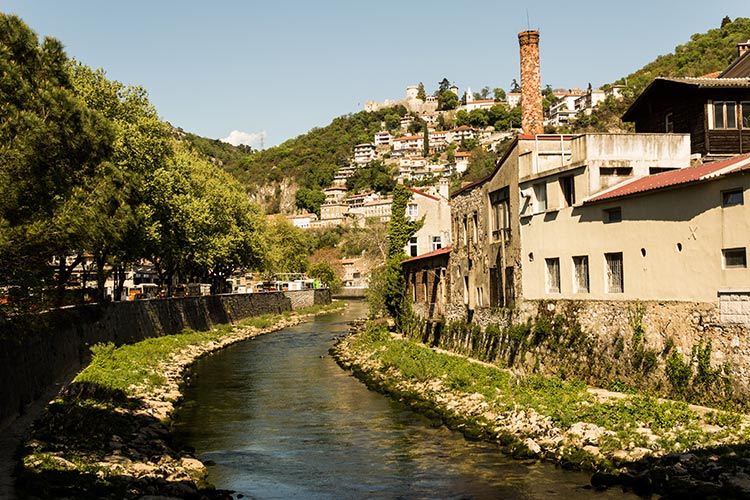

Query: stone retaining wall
[
  {"left": 0, "top": 290, "right": 330, "bottom": 428},
  {"left": 425, "top": 298, "right": 750, "bottom": 399}
]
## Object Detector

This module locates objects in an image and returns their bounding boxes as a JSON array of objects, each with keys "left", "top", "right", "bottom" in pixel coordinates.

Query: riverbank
[
  {"left": 13, "top": 301, "right": 346, "bottom": 500},
  {"left": 331, "top": 320, "right": 750, "bottom": 499}
]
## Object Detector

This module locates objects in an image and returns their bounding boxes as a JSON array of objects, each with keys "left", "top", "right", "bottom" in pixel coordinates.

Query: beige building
[
  {"left": 449, "top": 132, "right": 692, "bottom": 314},
  {"left": 403, "top": 185, "right": 452, "bottom": 257},
  {"left": 522, "top": 154, "right": 750, "bottom": 312}
]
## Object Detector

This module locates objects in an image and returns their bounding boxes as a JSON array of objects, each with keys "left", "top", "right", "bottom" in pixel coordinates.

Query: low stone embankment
[
  {"left": 331, "top": 320, "right": 750, "bottom": 500},
  {"left": 16, "top": 303, "right": 343, "bottom": 500}
]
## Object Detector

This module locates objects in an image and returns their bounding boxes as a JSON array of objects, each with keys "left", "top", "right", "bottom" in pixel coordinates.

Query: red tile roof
[
  {"left": 402, "top": 246, "right": 452, "bottom": 263},
  {"left": 394, "top": 135, "right": 424, "bottom": 142},
  {"left": 406, "top": 186, "right": 440, "bottom": 201},
  {"left": 586, "top": 154, "right": 750, "bottom": 203}
]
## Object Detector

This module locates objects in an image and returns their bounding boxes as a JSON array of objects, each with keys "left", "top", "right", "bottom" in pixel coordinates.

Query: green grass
[
  {"left": 344, "top": 323, "right": 747, "bottom": 456},
  {"left": 76, "top": 301, "right": 346, "bottom": 395}
]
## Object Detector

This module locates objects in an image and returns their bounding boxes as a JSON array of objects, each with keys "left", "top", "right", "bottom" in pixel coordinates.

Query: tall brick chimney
[{"left": 518, "top": 30, "right": 543, "bottom": 136}]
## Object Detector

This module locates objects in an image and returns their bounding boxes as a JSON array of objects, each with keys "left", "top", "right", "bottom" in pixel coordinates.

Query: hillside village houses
[{"left": 404, "top": 30, "right": 750, "bottom": 390}]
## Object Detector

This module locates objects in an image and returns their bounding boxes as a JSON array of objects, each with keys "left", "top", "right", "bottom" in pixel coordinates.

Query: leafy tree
[
  {"left": 416, "top": 82, "right": 427, "bottom": 100},
  {"left": 437, "top": 77, "right": 452, "bottom": 94},
  {"left": 455, "top": 109, "right": 470, "bottom": 127},
  {"left": 262, "top": 217, "right": 310, "bottom": 276},
  {"left": 346, "top": 161, "right": 395, "bottom": 194},
  {"left": 721, "top": 16, "right": 732, "bottom": 27},
  {"left": 423, "top": 124, "right": 429, "bottom": 157},
  {"left": 68, "top": 62, "right": 172, "bottom": 301},
  {"left": 307, "top": 261, "right": 342, "bottom": 294},
  {"left": 384, "top": 112, "right": 401, "bottom": 131},
  {"left": 295, "top": 187, "right": 326, "bottom": 217},
  {"left": 493, "top": 87, "right": 506, "bottom": 101},
  {"left": 438, "top": 91, "right": 459, "bottom": 111},
  {"left": 0, "top": 14, "right": 114, "bottom": 303},
  {"left": 408, "top": 116, "right": 426, "bottom": 135}
]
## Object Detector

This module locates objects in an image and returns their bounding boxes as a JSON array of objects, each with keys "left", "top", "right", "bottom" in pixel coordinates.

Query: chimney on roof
[
  {"left": 518, "top": 30, "right": 543, "bottom": 136},
  {"left": 739, "top": 40, "right": 750, "bottom": 59}
]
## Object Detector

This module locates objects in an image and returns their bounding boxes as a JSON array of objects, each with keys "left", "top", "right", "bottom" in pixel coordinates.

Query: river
[{"left": 173, "top": 301, "right": 637, "bottom": 500}]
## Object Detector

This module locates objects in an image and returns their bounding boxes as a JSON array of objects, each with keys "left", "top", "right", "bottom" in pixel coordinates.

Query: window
[
  {"left": 723, "top": 248, "right": 747, "bottom": 269},
  {"left": 665, "top": 112, "right": 674, "bottom": 133},
  {"left": 742, "top": 102, "right": 750, "bottom": 128},
  {"left": 462, "top": 215, "right": 468, "bottom": 245},
  {"left": 408, "top": 237, "right": 418, "bottom": 257},
  {"left": 603, "top": 207, "right": 622, "bottom": 223},
  {"left": 573, "top": 256, "right": 589, "bottom": 293},
  {"left": 475, "top": 287, "right": 484, "bottom": 307},
  {"left": 407, "top": 203, "right": 418, "bottom": 220},
  {"left": 559, "top": 176, "right": 575, "bottom": 207},
  {"left": 605, "top": 252, "right": 624, "bottom": 293},
  {"left": 712, "top": 101, "right": 737, "bottom": 129},
  {"left": 489, "top": 187, "right": 510, "bottom": 241},
  {"left": 545, "top": 258, "right": 560, "bottom": 294},
  {"left": 472, "top": 211, "right": 478, "bottom": 243},
  {"left": 431, "top": 235, "right": 442, "bottom": 251},
  {"left": 533, "top": 183, "right": 547, "bottom": 212},
  {"left": 722, "top": 188, "right": 744, "bottom": 207}
]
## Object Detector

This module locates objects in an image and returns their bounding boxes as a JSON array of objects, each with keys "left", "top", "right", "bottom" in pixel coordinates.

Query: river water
[{"left": 173, "top": 302, "right": 637, "bottom": 500}]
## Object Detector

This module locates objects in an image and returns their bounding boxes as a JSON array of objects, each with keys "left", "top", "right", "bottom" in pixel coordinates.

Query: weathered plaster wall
[{"left": 0, "top": 290, "right": 330, "bottom": 427}]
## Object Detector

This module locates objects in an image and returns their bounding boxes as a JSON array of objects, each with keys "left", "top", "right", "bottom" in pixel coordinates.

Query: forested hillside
[{"left": 571, "top": 16, "right": 750, "bottom": 132}]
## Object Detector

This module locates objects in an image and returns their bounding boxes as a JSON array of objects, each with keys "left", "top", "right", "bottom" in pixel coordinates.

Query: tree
[
  {"left": 416, "top": 82, "right": 427, "bottom": 100},
  {"left": 438, "top": 91, "right": 459, "bottom": 111},
  {"left": 493, "top": 87, "right": 506, "bottom": 101},
  {"left": 307, "top": 261, "right": 342, "bottom": 294},
  {"left": 423, "top": 124, "right": 430, "bottom": 157},
  {"left": 262, "top": 217, "right": 310, "bottom": 277},
  {"left": 437, "top": 77, "right": 452, "bottom": 94},
  {"left": 0, "top": 14, "right": 114, "bottom": 305},
  {"left": 295, "top": 187, "right": 325, "bottom": 217},
  {"left": 480, "top": 86, "right": 491, "bottom": 99},
  {"left": 68, "top": 62, "right": 173, "bottom": 301},
  {"left": 721, "top": 16, "right": 732, "bottom": 27}
]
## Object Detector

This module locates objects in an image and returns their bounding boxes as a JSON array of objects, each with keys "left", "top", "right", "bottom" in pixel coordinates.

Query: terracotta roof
[
  {"left": 454, "top": 125, "right": 473, "bottom": 131},
  {"left": 585, "top": 154, "right": 750, "bottom": 203},
  {"left": 467, "top": 99, "right": 495, "bottom": 104},
  {"left": 406, "top": 186, "right": 440, "bottom": 201},
  {"left": 699, "top": 71, "right": 722, "bottom": 78},
  {"left": 394, "top": 135, "right": 424, "bottom": 141},
  {"left": 402, "top": 246, "right": 452, "bottom": 264},
  {"left": 658, "top": 76, "right": 750, "bottom": 88},
  {"left": 455, "top": 152, "right": 471, "bottom": 157}
]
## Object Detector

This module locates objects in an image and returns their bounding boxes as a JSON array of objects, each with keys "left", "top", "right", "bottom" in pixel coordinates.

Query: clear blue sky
[{"left": 2, "top": 1, "right": 746, "bottom": 148}]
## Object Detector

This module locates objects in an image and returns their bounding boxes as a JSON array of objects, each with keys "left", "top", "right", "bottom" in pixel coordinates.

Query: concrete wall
[{"left": 0, "top": 290, "right": 330, "bottom": 428}]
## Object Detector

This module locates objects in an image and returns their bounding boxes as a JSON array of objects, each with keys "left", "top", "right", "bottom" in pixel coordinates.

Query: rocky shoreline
[
  {"left": 330, "top": 320, "right": 750, "bottom": 500},
  {"left": 15, "top": 306, "right": 344, "bottom": 500}
]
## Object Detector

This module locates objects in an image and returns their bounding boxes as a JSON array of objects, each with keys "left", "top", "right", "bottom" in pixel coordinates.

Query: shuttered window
[
  {"left": 605, "top": 252, "right": 624, "bottom": 293},
  {"left": 545, "top": 258, "right": 560, "bottom": 294}
]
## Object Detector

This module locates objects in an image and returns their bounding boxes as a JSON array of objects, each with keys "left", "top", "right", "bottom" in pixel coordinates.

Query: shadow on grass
[
  {"left": 15, "top": 381, "right": 232, "bottom": 500},
  {"left": 592, "top": 443, "right": 750, "bottom": 500}
]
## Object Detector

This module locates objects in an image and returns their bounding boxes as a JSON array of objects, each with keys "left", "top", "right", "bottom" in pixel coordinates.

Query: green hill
[{"left": 571, "top": 16, "right": 750, "bottom": 132}]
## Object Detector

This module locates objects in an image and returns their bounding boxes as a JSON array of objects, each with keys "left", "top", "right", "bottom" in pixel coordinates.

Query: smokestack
[{"left": 518, "top": 30, "right": 543, "bottom": 136}]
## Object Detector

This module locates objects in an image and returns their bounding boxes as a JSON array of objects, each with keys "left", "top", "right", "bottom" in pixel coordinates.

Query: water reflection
[{"left": 173, "top": 302, "right": 636, "bottom": 499}]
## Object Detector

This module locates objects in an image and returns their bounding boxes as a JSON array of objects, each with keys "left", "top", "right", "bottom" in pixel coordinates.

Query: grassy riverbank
[
  {"left": 332, "top": 321, "right": 750, "bottom": 498},
  {"left": 15, "top": 301, "right": 345, "bottom": 500}
]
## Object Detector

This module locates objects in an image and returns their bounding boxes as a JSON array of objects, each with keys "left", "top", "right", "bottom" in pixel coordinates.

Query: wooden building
[{"left": 623, "top": 42, "right": 750, "bottom": 159}]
